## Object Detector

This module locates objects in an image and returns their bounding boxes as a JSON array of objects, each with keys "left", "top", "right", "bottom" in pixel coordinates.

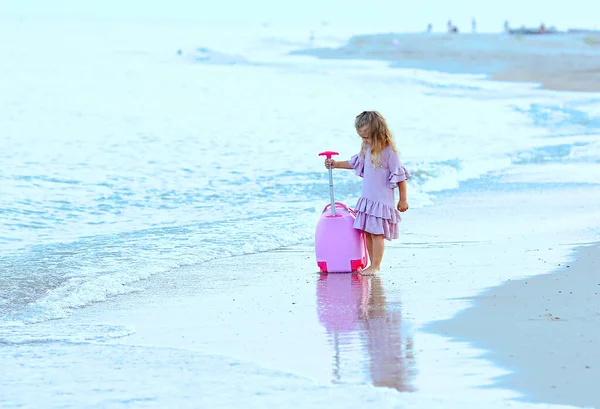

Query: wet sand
[
  {"left": 61, "top": 244, "right": 578, "bottom": 408},
  {"left": 429, "top": 243, "right": 600, "bottom": 408},
  {"left": 292, "top": 33, "right": 600, "bottom": 92},
  {"left": 72, "top": 246, "right": 421, "bottom": 394},
  {"left": 56, "top": 178, "right": 600, "bottom": 408}
]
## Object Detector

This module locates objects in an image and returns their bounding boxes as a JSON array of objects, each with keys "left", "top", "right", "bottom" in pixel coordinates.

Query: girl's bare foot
[{"left": 360, "top": 266, "right": 379, "bottom": 276}]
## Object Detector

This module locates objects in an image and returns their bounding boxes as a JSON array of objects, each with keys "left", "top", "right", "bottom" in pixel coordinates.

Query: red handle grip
[{"left": 318, "top": 151, "right": 339, "bottom": 159}]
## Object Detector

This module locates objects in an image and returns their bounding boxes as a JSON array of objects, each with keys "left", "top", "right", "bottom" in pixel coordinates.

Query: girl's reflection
[{"left": 316, "top": 273, "right": 416, "bottom": 392}]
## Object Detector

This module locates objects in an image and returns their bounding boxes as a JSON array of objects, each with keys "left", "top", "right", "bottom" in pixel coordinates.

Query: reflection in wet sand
[{"left": 316, "top": 273, "right": 416, "bottom": 392}]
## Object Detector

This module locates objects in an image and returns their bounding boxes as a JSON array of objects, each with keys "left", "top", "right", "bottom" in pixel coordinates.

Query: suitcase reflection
[{"left": 316, "top": 273, "right": 416, "bottom": 392}]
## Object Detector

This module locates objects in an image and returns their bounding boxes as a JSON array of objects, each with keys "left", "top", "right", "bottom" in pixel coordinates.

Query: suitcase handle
[
  {"left": 323, "top": 202, "right": 356, "bottom": 216},
  {"left": 319, "top": 151, "right": 340, "bottom": 216}
]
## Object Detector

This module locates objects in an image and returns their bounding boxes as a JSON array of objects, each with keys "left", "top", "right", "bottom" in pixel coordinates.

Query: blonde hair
[{"left": 355, "top": 111, "right": 397, "bottom": 167}]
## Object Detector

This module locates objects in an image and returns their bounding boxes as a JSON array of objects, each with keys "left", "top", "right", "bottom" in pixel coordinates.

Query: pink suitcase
[{"left": 315, "top": 151, "right": 368, "bottom": 273}]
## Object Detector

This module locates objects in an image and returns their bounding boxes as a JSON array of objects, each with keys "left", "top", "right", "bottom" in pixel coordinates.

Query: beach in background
[
  {"left": 293, "top": 31, "right": 600, "bottom": 92},
  {"left": 1, "top": 13, "right": 599, "bottom": 409}
]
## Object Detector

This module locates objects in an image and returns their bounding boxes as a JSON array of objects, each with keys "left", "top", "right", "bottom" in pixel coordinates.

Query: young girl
[{"left": 325, "top": 111, "right": 411, "bottom": 276}]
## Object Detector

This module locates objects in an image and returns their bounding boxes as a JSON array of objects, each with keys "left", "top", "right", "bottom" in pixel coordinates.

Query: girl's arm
[
  {"left": 325, "top": 159, "right": 353, "bottom": 169},
  {"left": 397, "top": 180, "right": 409, "bottom": 212},
  {"left": 332, "top": 160, "right": 353, "bottom": 169}
]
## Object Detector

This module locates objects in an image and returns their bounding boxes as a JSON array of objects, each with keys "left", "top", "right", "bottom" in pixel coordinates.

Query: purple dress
[{"left": 348, "top": 145, "right": 411, "bottom": 241}]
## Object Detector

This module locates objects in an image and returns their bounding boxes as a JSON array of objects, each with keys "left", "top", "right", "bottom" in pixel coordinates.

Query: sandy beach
[
  {"left": 429, "top": 243, "right": 600, "bottom": 408},
  {"left": 292, "top": 32, "right": 600, "bottom": 92}
]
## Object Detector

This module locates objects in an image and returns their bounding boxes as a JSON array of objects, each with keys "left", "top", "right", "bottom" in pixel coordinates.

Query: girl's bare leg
[
  {"left": 365, "top": 232, "right": 373, "bottom": 268},
  {"left": 361, "top": 234, "right": 384, "bottom": 276}
]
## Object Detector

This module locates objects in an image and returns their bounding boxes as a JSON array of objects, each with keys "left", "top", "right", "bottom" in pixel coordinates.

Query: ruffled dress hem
[{"left": 353, "top": 197, "right": 401, "bottom": 241}]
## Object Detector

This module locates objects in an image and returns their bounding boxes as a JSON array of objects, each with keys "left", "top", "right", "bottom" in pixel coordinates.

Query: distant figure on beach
[
  {"left": 447, "top": 20, "right": 459, "bottom": 33},
  {"left": 324, "top": 111, "right": 410, "bottom": 276},
  {"left": 309, "top": 30, "right": 315, "bottom": 44},
  {"left": 472, "top": 18, "right": 477, "bottom": 33},
  {"left": 504, "top": 20, "right": 510, "bottom": 33},
  {"left": 426, "top": 23, "right": 432, "bottom": 33},
  {"left": 505, "top": 21, "right": 554, "bottom": 35}
]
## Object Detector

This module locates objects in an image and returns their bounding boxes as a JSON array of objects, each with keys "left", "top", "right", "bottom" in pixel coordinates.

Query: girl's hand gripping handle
[{"left": 319, "top": 151, "right": 339, "bottom": 169}]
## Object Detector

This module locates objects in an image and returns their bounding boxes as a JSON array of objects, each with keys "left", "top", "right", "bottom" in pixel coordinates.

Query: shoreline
[
  {"left": 60, "top": 178, "right": 600, "bottom": 408},
  {"left": 291, "top": 32, "right": 600, "bottom": 92},
  {"left": 428, "top": 242, "right": 600, "bottom": 409},
  {"left": 3, "top": 176, "right": 599, "bottom": 407}
]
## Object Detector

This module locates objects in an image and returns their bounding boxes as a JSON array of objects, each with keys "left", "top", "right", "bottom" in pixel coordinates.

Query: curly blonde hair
[{"left": 355, "top": 111, "right": 397, "bottom": 167}]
